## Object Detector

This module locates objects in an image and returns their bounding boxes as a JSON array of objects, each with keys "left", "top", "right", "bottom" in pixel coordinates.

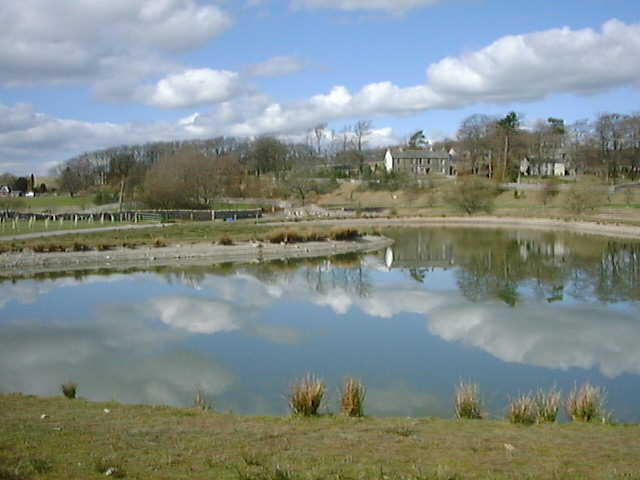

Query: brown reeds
[
  {"left": 288, "top": 374, "right": 326, "bottom": 416},
  {"left": 566, "top": 382, "right": 606, "bottom": 422},
  {"left": 340, "top": 378, "right": 366, "bottom": 417},
  {"left": 506, "top": 394, "right": 537, "bottom": 425},
  {"left": 535, "top": 387, "right": 562, "bottom": 423},
  {"left": 454, "top": 381, "right": 482, "bottom": 419}
]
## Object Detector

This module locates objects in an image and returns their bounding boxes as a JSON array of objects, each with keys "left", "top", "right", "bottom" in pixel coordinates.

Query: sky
[{"left": 0, "top": 0, "right": 639, "bottom": 175}]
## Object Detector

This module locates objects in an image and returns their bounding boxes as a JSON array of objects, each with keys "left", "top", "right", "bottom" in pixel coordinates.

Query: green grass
[
  {"left": 19, "top": 195, "right": 94, "bottom": 211},
  {"left": 2, "top": 393, "right": 640, "bottom": 479},
  {"left": 0, "top": 222, "right": 371, "bottom": 254},
  {"left": 0, "top": 218, "right": 155, "bottom": 237}
]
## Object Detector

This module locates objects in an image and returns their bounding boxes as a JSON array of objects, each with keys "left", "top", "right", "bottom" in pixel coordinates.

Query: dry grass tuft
[
  {"left": 535, "top": 387, "right": 562, "bottom": 423},
  {"left": 454, "top": 381, "right": 482, "bottom": 419},
  {"left": 60, "top": 381, "right": 77, "bottom": 399},
  {"left": 217, "top": 235, "right": 234, "bottom": 246},
  {"left": 506, "top": 394, "right": 537, "bottom": 425},
  {"left": 329, "top": 227, "right": 360, "bottom": 241},
  {"left": 566, "top": 382, "right": 606, "bottom": 422},
  {"left": 340, "top": 378, "right": 366, "bottom": 417},
  {"left": 288, "top": 374, "right": 326, "bottom": 416}
]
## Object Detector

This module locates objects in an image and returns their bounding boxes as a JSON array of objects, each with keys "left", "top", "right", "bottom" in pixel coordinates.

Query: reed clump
[
  {"left": 340, "top": 378, "right": 366, "bottom": 417},
  {"left": 329, "top": 227, "right": 360, "bottom": 241},
  {"left": 454, "top": 381, "right": 482, "bottom": 419},
  {"left": 506, "top": 394, "right": 537, "bottom": 425},
  {"left": 61, "top": 381, "right": 77, "bottom": 399},
  {"left": 267, "top": 229, "right": 305, "bottom": 244},
  {"left": 535, "top": 387, "right": 562, "bottom": 423},
  {"left": 217, "top": 235, "right": 234, "bottom": 246},
  {"left": 288, "top": 374, "right": 326, "bottom": 416},
  {"left": 566, "top": 382, "right": 606, "bottom": 422}
]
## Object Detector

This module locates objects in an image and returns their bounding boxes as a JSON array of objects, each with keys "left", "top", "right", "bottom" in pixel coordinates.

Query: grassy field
[
  {"left": 317, "top": 181, "right": 640, "bottom": 225},
  {"left": 14, "top": 195, "right": 95, "bottom": 212},
  {"left": 0, "top": 221, "right": 374, "bottom": 254},
  {"left": 1, "top": 394, "right": 639, "bottom": 480}
]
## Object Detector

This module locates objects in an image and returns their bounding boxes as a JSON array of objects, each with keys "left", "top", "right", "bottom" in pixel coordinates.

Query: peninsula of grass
[
  {"left": 0, "top": 222, "right": 373, "bottom": 255},
  {"left": 1, "top": 394, "right": 639, "bottom": 480}
]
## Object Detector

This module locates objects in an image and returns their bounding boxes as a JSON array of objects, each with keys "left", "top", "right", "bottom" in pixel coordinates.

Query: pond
[{"left": 1, "top": 227, "right": 640, "bottom": 421}]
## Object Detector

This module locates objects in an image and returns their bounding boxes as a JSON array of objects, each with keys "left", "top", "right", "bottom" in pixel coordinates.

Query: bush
[
  {"left": 340, "top": 378, "right": 366, "bottom": 417},
  {"left": 329, "top": 227, "right": 360, "bottom": 241},
  {"left": 61, "top": 381, "right": 77, "bottom": 399},
  {"left": 267, "top": 229, "right": 305, "bottom": 244},
  {"left": 566, "top": 382, "right": 606, "bottom": 422},
  {"left": 455, "top": 381, "right": 482, "bottom": 419},
  {"left": 535, "top": 387, "right": 561, "bottom": 423},
  {"left": 288, "top": 374, "right": 326, "bottom": 416},
  {"left": 565, "top": 184, "right": 604, "bottom": 214},
  {"left": 93, "top": 190, "right": 117, "bottom": 206},
  {"left": 217, "top": 236, "right": 234, "bottom": 246},
  {"left": 507, "top": 394, "right": 537, "bottom": 425},
  {"left": 448, "top": 177, "right": 499, "bottom": 215}
]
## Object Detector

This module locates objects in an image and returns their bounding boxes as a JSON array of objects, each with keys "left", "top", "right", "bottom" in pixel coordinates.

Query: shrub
[
  {"left": 448, "top": 177, "right": 499, "bottom": 215},
  {"left": 507, "top": 394, "right": 537, "bottom": 425},
  {"left": 152, "top": 238, "right": 167, "bottom": 248},
  {"left": 61, "top": 381, "right": 77, "bottom": 399},
  {"left": 340, "top": 378, "right": 366, "bottom": 417},
  {"left": 330, "top": 227, "right": 360, "bottom": 241},
  {"left": 218, "top": 236, "right": 234, "bottom": 246},
  {"left": 267, "top": 229, "right": 304, "bottom": 244},
  {"left": 288, "top": 374, "right": 326, "bottom": 416},
  {"left": 535, "top": 387, "right": 561, "bottom": 423},
  {"left": 72, "top": 241, "right": 90, "bottom": 252},
  {"left": 566, "top": 382, "right": 606, "bottom": 422},
  {"left": 455, "top": 381, "right": 482, "bottom": 419},
  {"left": 565, "top": 184, "right": 604, "bottom": 214}
]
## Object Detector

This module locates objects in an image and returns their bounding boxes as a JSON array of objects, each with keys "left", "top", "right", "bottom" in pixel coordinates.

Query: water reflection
[{"left": 1, "top": 228, "right": 640, "bottom": 419}]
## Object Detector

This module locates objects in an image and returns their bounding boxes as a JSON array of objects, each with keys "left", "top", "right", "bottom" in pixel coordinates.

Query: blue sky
[{"left": 0, "top": 0, "right": 638, "bottom": 174}]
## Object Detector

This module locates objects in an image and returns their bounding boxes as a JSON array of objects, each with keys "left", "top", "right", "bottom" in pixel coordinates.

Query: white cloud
[
  {"left": 143, "top": 69, "right": 243, "bottom": 108},
  {"left": 427, "top": 19, "right": 640, "bottom": 101},
  {"left": 4, "top": 20, "right": 640, "bottom": 173},
  {"left": 247, "top": 56, "right": 308, "bottom": 77},
  {"left": 0, "top": 0, "right": 232, "bottom": 90},
  {"left": 291, "top": 0, "right": 442, "bottom": 14}
]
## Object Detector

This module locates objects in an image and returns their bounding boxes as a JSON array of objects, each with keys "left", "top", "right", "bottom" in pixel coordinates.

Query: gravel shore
[{"left": 0, "top": 235, "right": 393, "bottom": 277}]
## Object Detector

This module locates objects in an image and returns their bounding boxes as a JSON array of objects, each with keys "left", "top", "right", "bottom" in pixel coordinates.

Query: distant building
[
  {"left": 384, "top": 148, "right": 457, "bottom": 176},
  {"left": 520, "top": 150, "right": 576, "bottom": 177},
  {"left": 0, "top": 185, "right": 10, "bottom": 196}
]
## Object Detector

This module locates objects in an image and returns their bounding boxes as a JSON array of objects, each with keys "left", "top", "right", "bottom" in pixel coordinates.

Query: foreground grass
[{"left": 1, "top": 394, "right": 639, "bottom": 480}]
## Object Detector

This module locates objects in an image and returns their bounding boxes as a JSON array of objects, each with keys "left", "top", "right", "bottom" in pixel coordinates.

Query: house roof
[{"left": 390, "top": 150, "right": 450, "bottom": 160}]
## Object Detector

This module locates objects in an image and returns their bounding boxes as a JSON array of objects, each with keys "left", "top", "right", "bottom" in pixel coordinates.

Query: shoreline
[
  {"left": 0, "top": 235, "right": 392, "bottom": 277},
  {"left": 263, "top": 215, "right": 640, "bottom": 240},
  {"left": 1, "top": 215, "right": 639, "bottom": 277},
  {"left": 2, "top": 392, "right": 638, "bottom": 479}
]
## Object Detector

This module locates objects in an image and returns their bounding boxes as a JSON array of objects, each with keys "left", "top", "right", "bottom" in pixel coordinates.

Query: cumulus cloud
[
  {"left": 141, "top": 69, "right": 244, "bottom": 108},
  {"left": 0, "top": 315, "right": 234, "bottom": 406},
  {"left": 247, "top": 56, "right": 308, "bottom": 77},
  {"left": 291, "top": 0, "right": 442, "bottom": 14},
  {"left": 427, "top": 19, "right": 640, "bottom": 101},
  {"left": 5, "top": 19, "right": 640, "bottom": 172},
  {"left": 0, "top": 0, "right": 232, "bottom": 93}
]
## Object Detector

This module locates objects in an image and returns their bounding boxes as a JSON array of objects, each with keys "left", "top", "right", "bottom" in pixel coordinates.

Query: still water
[{"left": 1, "top": 227, "right": 639, "bottom": 421}]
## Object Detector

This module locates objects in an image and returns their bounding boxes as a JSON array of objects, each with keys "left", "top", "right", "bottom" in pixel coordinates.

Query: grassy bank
[
  {"left": 0, "top": 222, "right": 373, "bottom": 254},
  {"left": 1, "top": 394, "right": 639, "bottom": 480}
]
